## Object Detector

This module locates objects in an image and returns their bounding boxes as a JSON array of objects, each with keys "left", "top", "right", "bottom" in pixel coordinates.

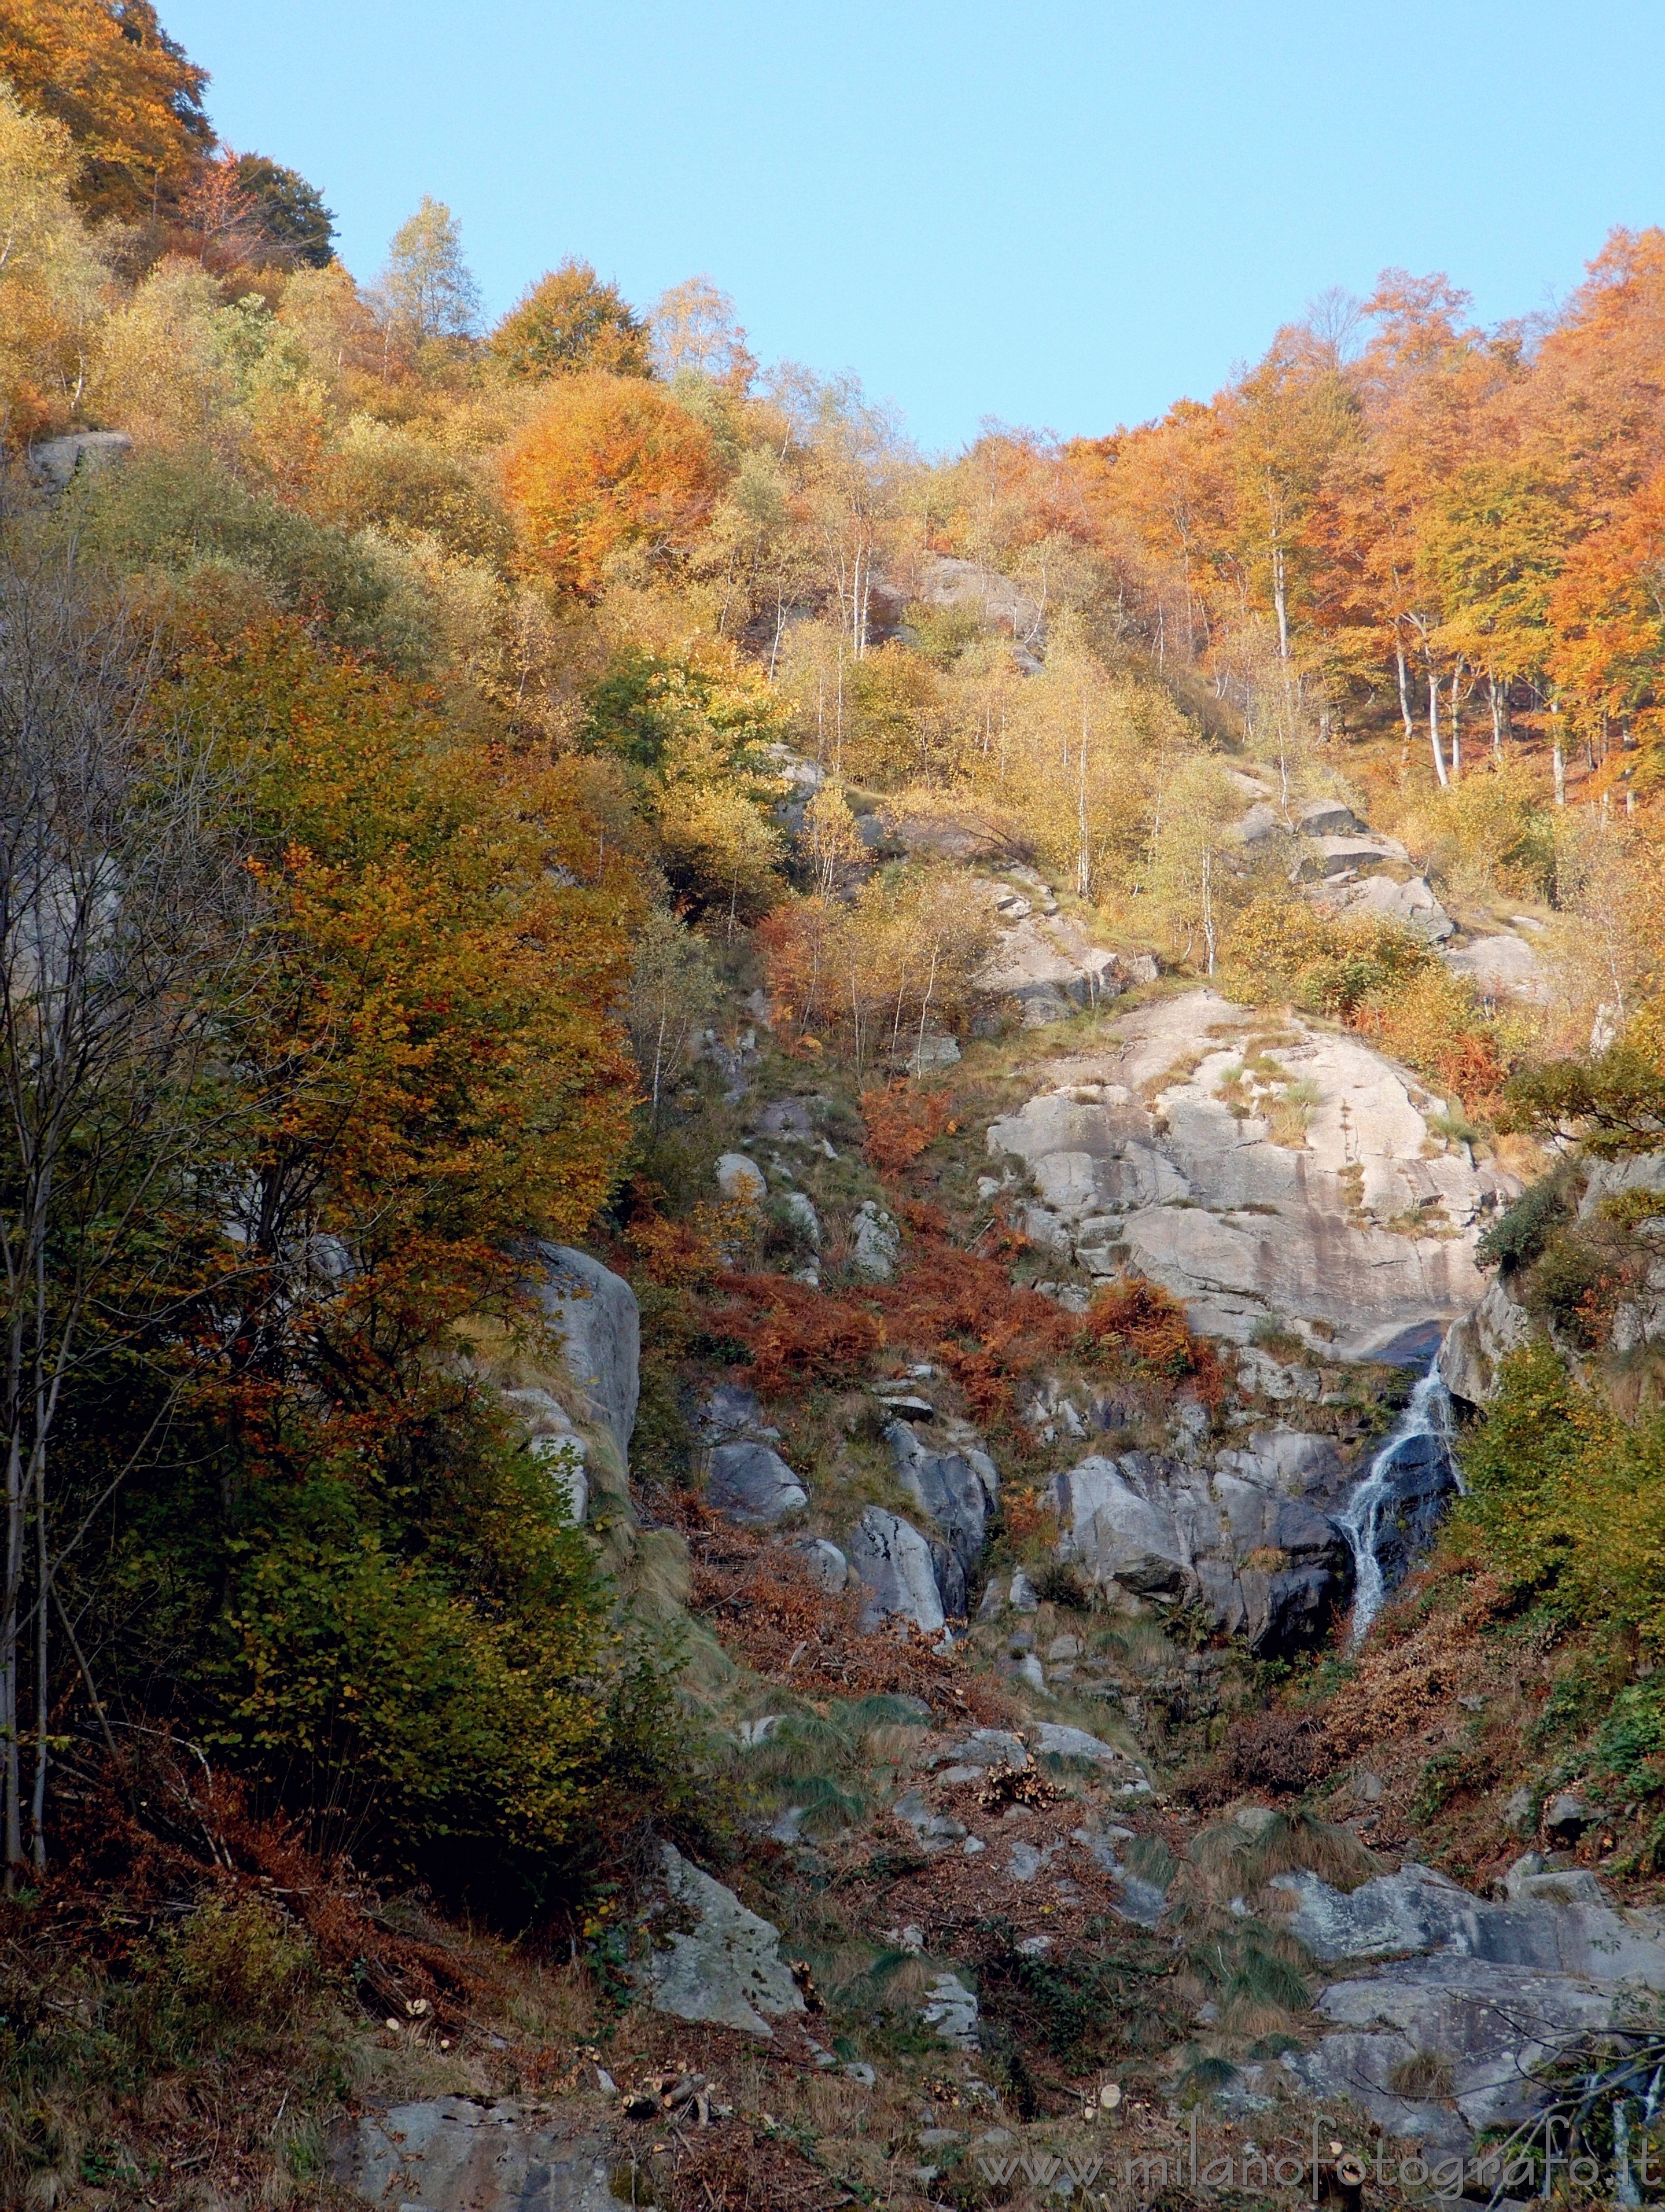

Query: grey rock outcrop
[
  {"left": 28, "top": 430, "right": 132, "bottom": 489},
  {"left": 975, "top": 908, "right": 1128, "bottom": 1026},
  {"left": 642, "top": 1846, "right": 807, "bottom": 2036},
  {"left": 1447, "top": 930, "right": 1548, "bottom": 1004},
  {"left": 1317, "top": 871, "right": 1454, "bottom": 940},
  {"left": 885, "top": 1422, "right": 997, "bottom": 1619},
  {"left": 796, "top": 1537, "right": 849, "bottom": 1592},
  {"left": 501, "top": 1387, "right": 590, "bottom": 1523},
  {"left": 1277, "top": 1861, "right": 1665, "bottom": 2150},
  {"left": 716, "top": 1151, "right": 767, "bottom": 1203},
  {"left": 780, "top": 1190, "right": 822, "bottom": 1247},
  {"left": 847, "top": 1508, "right": 945, "bottom": 1632},
  {"left": 1047, "top": 1429, "right": 1354, "bottom": 1653},
  {"left": 697, "top": 1382, "right": 780, "bottom": 1442},
  {"left": 1295, "top": 797, "right": 1364, "bottom": 837},
  {"left": 989, "top": 991, "right": 1516, "bottom": 1357},
  {"left": 530, "top": 1245, "right": 639, "bottom": 1464},
  {"left": 851, "top": 1201, "right": 900, "bottom": 1280},
  {"left": 1438, "top": 1274, "right": 1533, "bottom": 1405},
  {"left": 705, "top": 1442, "right": 808, "bottom": 1526},
  {"left": 331, "top": 2100, "right": 613, "bottom": 2211},
  {"left": 921, "top": 1970, "right": 979, "bottom": 2049},
  {"left": 1049, "top": 1457, "right": 1187, "bottom": 1595}
]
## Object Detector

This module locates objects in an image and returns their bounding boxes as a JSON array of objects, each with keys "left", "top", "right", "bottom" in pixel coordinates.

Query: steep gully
[{"left": 334, "top": 778, "right": 1616, "bottom": 2202}]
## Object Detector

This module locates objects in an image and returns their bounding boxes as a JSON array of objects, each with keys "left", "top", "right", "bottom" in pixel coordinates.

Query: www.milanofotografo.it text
[{"left": 974, "top": 2111, "right": 1616, "bottom": 2200}]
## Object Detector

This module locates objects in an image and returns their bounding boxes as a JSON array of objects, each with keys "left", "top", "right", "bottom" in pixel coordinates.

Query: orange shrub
[
  {"left": 1076, "top": 1277, "right": 1227, "bottom": 1407},
  {"left": 863, "top": 1084, "right": 959, "bottom": 1173}
]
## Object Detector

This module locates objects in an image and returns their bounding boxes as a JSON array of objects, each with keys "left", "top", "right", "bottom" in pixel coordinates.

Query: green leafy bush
[{"left": 1475, "top": 1170, "right": 1575, "bottom": 1273}]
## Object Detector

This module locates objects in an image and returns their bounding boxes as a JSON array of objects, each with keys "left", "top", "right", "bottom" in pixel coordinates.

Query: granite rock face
[
  {"left": 850, "top": 1201, "right": 900, "bottom": 1280},
  {"left": 529, "top": 1245, "right": 640, "bottom": 1464},
  {"left": 716, "top": 1151, "right": 767, "bottom": 1203},
  {"left": 1276, "top": 1861, "right": 1665, "bottom": 2150},
  {"left": 885, "top": 1422, "right": 997, "bottom": 1620},
  {"left": 989, "top": 990, "right": 1517, "bottom": 1357},
  {"left": 705, "top": 1442, "right": 809, "bottom": 1526},
  {"left": 330, "top": 2099, "right": 612, "bottom": 2211},
  {"left": 1047, "top": 1429, "right": 1354, "bottom": 1654},
  {"left": 847, "top": 1508, "right": 946, "bottom": 1633},
  {"left": 642, "top": 1846, "right": 807, "bottom": 2036},
  {"left": 1438, "top": 1273, "right": 1533, "bottom": 1405},
  {"left": 1446, "top": 930, "right": 1548, "bottom": 1003}
]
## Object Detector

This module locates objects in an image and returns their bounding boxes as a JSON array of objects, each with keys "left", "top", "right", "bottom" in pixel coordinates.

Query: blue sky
[{"left": 164, "top": 1, "right": 1665, "bottom": 456}]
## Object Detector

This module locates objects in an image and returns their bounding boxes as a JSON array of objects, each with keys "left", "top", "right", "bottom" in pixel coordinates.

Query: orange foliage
[
  {"left": 861, "top": 1083, "right": 959, "bottom": 1173},
  {"left": 1077, "top": 1277, "right": 1228, "bottom": 1406},
  {"left": 502, "top": 373, "right": 721, "bottom": 594},
  {"left": 687, "top": 1519, "right": 1012, "bottom": 1719},
  {"left": 627, "top": 1199, "right": 755, "bottom": 1288},
  {"left": 0, "top": 0, "right": 215, "bottom": 222},
  {"left": 709, "top": 1273, "right": 886, "bottom": 1393}
]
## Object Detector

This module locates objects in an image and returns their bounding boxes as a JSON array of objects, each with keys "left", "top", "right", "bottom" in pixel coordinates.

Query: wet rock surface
[{"left": 1047, "top": 1427, "right": 1357, "bottom": 1652}]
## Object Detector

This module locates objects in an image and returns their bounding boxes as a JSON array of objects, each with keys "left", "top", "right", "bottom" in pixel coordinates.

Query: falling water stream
[{"left": 1336, "top": 1355, "right": 1458, "bottom": 1648}]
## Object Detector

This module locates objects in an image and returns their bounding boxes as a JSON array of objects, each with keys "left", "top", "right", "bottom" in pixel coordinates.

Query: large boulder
[
  {"left": 705, "top": 1442, "right": 808, "bottom": 1526},
  {"left": 29, "top": 430, "right": 132, "bottom": 489},
  {"left": 330, "top": 2099, "right": 612, "bottom": 2211},
  {"left": 850, "top": 1201, "right": 900, "bottom": 1280},
  {"left": 1446, "top": 931, "right": 1548, "bottom": 1004},
  {"left": 989, "top": 989, "right": 1516, "bottom": 1357},
  {"left": 1048, "top": 1456, "right": 1187, "bottom": 1595},
  {"left": 529, "top": 1245, "right": 639, "bottom": 1464},
  {"left": 1315, "top": 871, "right": 1453, "bottom": 940},
  {"left": 1277, "top": 1862, "right": 1665, "bottom": 2150},
  {"left": 1046, "top": 1432, "right": 1354, "bottom": 1655},
  {"left": 974, "top": 904, "right": 1132, "bottom": 1027},
  {"left": 847, "top": 1508, "right": 945, "bottom": 1632},
  {"left": 642, "top": 1846, "right": 806, "bottom": 2036}
]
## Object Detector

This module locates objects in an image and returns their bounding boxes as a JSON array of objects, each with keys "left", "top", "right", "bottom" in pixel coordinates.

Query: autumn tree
[
  {"left": 650, "top": 275, "right": 754, "bottom": 387},
  {"left": 491, "top": 260, "right": 650, "bottom": 380},
  {"left": 0, "top": 0, "right": 213, "bottom": 222},
  {"left": 0, "top": 84, "right": 110, "bottom": 436},
  {"left": 503, "top": 373, "right": 721, "bottom": 594},
  {"left": 376, "top": 195, "right": 481, "bottom": 349}
]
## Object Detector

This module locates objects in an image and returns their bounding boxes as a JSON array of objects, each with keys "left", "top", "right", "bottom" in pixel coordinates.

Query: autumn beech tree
[
  {"left": 503, "top": 373, "right": 721, "bottom": 594},
  {"left": 0, "top": 0, "right": 213, "bottom": 222},
  {"left": 491, "top": 260, "right": 650, "bottom": 380}
]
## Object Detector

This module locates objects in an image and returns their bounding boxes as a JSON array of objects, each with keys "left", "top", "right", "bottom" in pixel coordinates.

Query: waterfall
[{"left": 1336, "top": 1356, "right": 1456, "bottom": 1649}]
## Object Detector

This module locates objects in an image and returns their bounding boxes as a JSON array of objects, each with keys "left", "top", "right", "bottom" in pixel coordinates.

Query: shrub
[
  {"left": 1451, "top": 1341, "right": 1665, "bottom": 1646},
  {"left": 1476, "top": 1169, "right": 1576, "bottom": 1273}
]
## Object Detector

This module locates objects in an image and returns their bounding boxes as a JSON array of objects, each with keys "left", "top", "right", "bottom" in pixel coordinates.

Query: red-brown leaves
[
  {"left": 708, "top": 1273, "right": 886, "bottom": 1393},
  {"left": 861, "top": 1083, "right": 959, "bottom": 1174},
  {"left": 1075, "top": 1276, "right": 1228, "bottom": 1407}
]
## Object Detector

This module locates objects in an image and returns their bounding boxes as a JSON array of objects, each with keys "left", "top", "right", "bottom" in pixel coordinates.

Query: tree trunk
[
  {"left": 1489, "top": 673, "right": 1504, "bottom": 761},
  {"left": 1395, "top": 642, "right": 1416, "bottom": 752},
  {"left": 1449, "top": 660, "right": 1463, "bottom": 781},
  {"left": 1272, "top": 542, "right": 1290, "bottom": 662},
  {"left": 1076, "top": 718, "right": 1091, "bottom": 899},
  {"left": 1427, "top": 663, "right": 1449, "bottom": 789}
]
